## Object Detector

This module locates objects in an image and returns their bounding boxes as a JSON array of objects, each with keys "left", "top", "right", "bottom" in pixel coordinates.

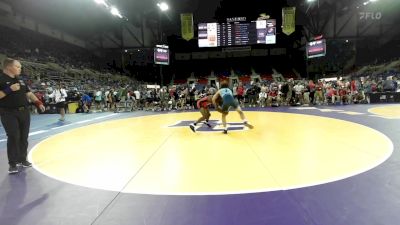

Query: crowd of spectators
[{"left": 1, "top": 25, "right": 399, "bottom": 115}]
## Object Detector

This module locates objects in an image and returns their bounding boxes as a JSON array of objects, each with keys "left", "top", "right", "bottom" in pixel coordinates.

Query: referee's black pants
[{"left": 0, "top": 108, "right": 30, "bottom": 166}]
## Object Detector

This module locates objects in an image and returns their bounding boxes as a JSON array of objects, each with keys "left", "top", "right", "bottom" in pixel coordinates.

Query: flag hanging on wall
[
  {"left": 181, "top": 13, "right": 194, "bottom": 41},
  {"left": 282, "top": 7, "right": 296, "bottom": 36}
]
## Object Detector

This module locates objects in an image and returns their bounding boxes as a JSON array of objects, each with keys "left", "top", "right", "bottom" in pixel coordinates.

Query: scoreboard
[
  {"left": 306, "top": 39, "right": 326, "bottom": 59},
  {"left": 198, "top": 19, "right": 276, "bottom": 47},
  {"left": 154, "top": 45, "right": 169, "bottom": 65}
]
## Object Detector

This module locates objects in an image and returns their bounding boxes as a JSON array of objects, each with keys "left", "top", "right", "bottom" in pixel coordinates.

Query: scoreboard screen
[
  {"left": 198, "top": 19, "right": 276, "bottom": 47},
  {"left": 154, "top": 45, "right": 169, "bottom": 65},
  {"left": 306, "top": 39, "right": 326, "bottom": 59}
]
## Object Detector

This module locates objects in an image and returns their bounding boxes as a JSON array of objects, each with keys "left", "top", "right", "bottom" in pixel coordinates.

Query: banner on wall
[
  {"left": 282, "top": 7, "right": 296, "bottom": 36},
  {"left": 181, "top": 13, "right": 194, "bottom": 41}
]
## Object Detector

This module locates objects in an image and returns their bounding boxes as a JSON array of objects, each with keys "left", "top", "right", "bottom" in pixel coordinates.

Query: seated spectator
[
  {"left": 258, "top": 89, "right": 267, "bottom": 107},
  {"left": 267, "top": 86, "right": 280, "bottom": 107},
  {"left": 81, "top": 93, "right": 92, "bottom": 113}
]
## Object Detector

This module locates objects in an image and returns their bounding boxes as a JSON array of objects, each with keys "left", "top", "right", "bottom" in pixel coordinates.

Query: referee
[{"left": 0, "top": 58, "right": 45, "bottom": 174}]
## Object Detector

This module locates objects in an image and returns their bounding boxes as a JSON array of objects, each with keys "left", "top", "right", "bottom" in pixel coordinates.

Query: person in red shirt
[
  {"left": 330, "top": 87, "right": 339, "bottom": 104},
  {"left": 351, "top": 79, "right": 357, "bottom": 94},
  {"left": 236, "top": 83, "right": 245, "bottom": 107},
  {"left": 189, "top": 94, "right": 214, "bottom": 132},
  {"left": 338, "top": 86, "right": 349, "bottom": 104},
  {"left": 266, "top": 86, "right": 280, "bottom": 106},
  {"left": 315, "top": 81, "right": 324, "bottom": 105}
]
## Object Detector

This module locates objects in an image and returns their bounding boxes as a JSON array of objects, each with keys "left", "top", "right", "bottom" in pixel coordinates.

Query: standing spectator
[
  {"left": 339, "top": 85, "right": 349, "bottom": 104},
  {"left": 315, "top": 80, "right": 324, "bottom": 105},
  {"left": 107, "top": 89, "right": 115, "bottom": 111},
  {"left": 232, "top": 83, "right": 238, "bottom": 100},
  {"left": 308, "top": 80, "right": 316, "bottom": 104},
  {"left": 383, "top": 77, "right": 395, "bottom": 92},
  {"left": 49, "top": 83, "right": 68, "bottom": 121},
  {"left": 293, "top": 82, "right": 304, "bottom": 105},
  {"left": 285, "top": 78, "right": 294, "bottom": 105},
  {"left": 363, "top": 79, "right": 372, "bottom": 103},
  {"left": 236, "top": 83, "right": 245, "bottom": 107},
  {"left": 94, "top": 89, "right": 103, "bottom": 110},
  {"left": 159, "top": 87, "right": 168, "bottom": 111},
  {"left": 133, "top": 88, "right": 141, "bottom": 110},
  {"left": 247, "top": 82, "right": 260, "bottom": 107},
  {"left": 393, "top": 76, "right": 399, "bottom": 92}
]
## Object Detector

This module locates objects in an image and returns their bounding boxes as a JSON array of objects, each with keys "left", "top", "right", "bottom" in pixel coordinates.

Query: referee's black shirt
[{"left": 0, "top": 72, "right": 30, "bottom": 108}]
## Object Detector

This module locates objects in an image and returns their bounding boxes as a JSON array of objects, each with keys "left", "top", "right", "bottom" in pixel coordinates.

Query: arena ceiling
[
  {"left": 290, "top": 0, "right": 400, "bottom": 35},
  {"left": 2, "top": 0, "right": 399, "bottom": 45},
  {"left": 1, "top": 0, "right": 218, "bottom": 39}
]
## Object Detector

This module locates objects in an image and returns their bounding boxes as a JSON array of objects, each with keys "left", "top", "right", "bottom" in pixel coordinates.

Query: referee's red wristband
[{"left": 34, "top": 100, "right": 43, "bottom": 108}]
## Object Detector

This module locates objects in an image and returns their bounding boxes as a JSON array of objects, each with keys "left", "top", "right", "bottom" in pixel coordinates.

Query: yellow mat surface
[{"left": 29, "top": 112, "right": 393, "bottom": 195}]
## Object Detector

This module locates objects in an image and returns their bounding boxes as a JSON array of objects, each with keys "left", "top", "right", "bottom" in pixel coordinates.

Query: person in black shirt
[{"left": 0, "top": 58, "right": 45, "bottom": 174}]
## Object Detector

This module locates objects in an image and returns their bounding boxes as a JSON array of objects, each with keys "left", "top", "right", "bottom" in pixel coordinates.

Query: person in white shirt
[
  {"left": 94, "top": 90, "right": 102, "bottom": 110},
  {"left": 232, "top": 84, "right": 238, "bottom": 99},
  {"left": 49, "top": 83, "right": 68, "bottom": 121},
  {"left": 134, "top": 89, "right": 141, "bottom": 109},
  {"left": 393, "top": 76, "right": 399, "bottom": 92},
  {"left": 293, "top": 82, "right": 304, "bottom": 105},
  {"left": 134, "top": 89, "right": 140, "bottom": 100}
]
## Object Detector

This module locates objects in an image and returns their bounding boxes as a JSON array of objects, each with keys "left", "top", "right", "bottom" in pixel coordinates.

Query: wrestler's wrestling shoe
[
  {"left": 189, "top": 124, "right": 196, "bottom": 133},
  {"left": 243, "top": 121, "right": 254, "bottom": 129}
]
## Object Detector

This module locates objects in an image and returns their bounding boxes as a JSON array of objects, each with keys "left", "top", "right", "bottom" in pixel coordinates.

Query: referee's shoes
[
  {"left": 8, "top": 161, "right": 32, "bottom": 174},
  {"left": 8, "top": 165, "right": 18, "bottom": 174},
  {"left": 18, "top": 161, "right": 32, "bottom": 167}
]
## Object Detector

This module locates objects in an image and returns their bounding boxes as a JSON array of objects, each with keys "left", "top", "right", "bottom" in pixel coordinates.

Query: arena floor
[{"left": 0, "top": 104, "right": 399, "bottom": 225}]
